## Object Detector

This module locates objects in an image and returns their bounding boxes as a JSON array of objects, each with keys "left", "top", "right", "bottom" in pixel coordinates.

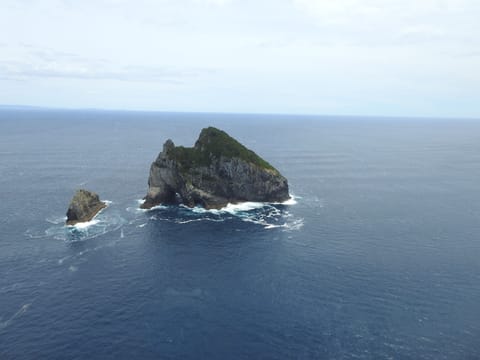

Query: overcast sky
[{"left": 0, "top": 0, "right": 479, "bottom": 117}]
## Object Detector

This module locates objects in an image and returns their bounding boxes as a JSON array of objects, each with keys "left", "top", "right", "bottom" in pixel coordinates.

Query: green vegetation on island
[
  {"left": 142, "top": 126, "right": 289, "bottom": 209},
  {"left": 168, "top": 127, "right": 277, "bottom": 173}
]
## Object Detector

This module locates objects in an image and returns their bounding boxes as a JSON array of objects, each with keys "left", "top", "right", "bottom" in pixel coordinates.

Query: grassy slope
[{"left": 168, "top": 127, "right": 277, "bottom": 173}]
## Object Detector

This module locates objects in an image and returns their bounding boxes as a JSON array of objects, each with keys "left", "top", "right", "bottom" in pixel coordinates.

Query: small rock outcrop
[
  {"left": 141, "top": 127, "right": 289, "bottom": 209},
  {"left": 66, "top": 189, "right": 107, "bottom": 225}
]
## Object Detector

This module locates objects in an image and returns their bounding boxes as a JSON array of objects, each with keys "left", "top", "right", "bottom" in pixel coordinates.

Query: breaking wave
[
  {"left": 34, "top": 194, "right": 302, "bottom": 245},
  {"left": 39, "top": 201, "right": 126, "bottom": 242},
  {"left": 146, "top": 194, "right": 303, "bottom": 231}
]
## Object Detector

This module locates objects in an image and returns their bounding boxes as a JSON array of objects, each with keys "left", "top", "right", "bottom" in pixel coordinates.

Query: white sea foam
[
  {"left": 169, "top": 194, "right": 301, "bottom": 230},
  {"left": 67, "top": 200, "right": 113, "bottom": 230},
  {"left": 138, "top": 193, "right": 298, "bottom": 215},
  {"left": 24, "top": 229, "right": 48, "bottom": 239},
  {"left": 277, "top": 196, "right": 298, "bottom": 205},
  {"left": 187, "top": 205, "right": 215, "bottom": 214},
  {"left": 66, "top": 200, "right": 110, "bottom": 230},
  {"left": 222, "top": 193, "right": 299, "bottom": 211},
  {"left": 46, "top": 215, "right": 67, "bottom": 225},
  {"left": 70, "top": 219, "right": 100, "bottom": 230},
  {"left": 266, "top": 218, "right": 304, "bottom": 231},
  {"left": 175, "top": 218, "right": 225, "bottom": 224},
  {"left": 264, "top": 224, "right": 281, "bottom": 229},
  {"left": 221, "top": 201, "right": 266, "bottom": 213},
  {"left": 108, "top": 195, "right": 301, "bottom": 231},
  {"left": 42, "top": 203, "right": 126, "bottom": 242},
  {"left": 149, "top": 204, "right": 167, "bottom": 211},
  {"left": 133, "top": 199, "right": 167, "bottom": 212},
  {"left": 0, "top": 303, "right": 31, "bottom": 330},
  {"left": 185, "top": 201, "right": 278, "bottom": 215}
]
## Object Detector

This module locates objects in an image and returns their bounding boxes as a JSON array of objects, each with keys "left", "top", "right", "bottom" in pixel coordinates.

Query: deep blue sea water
[{"left": 1, "top": 109, "right": 480, "bottom": 359}]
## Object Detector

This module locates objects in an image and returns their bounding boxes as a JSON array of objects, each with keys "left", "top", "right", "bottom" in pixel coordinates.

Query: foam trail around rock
[
  {"left": 183, "top": 194, "right": 298, "bottom": 215},
  {"left": 70, "top": 219, "right": 100, "bottom": 230},
  {"left": 66, "top": 200, "right": 110, "bottom": 229},
  {"left": 133, "top": 199, "right": 167, "bottom": 212},
  {"left": 46, "top": 215, "right": 67, "bottom": 225},
  {"left": 277, "top": 194, "right": 298, "bottom": 205}
]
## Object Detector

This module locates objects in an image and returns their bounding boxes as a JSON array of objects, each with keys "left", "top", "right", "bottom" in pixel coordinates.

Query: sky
[{"left": 0, "top": 0, "right": 479, "bottom": 117}]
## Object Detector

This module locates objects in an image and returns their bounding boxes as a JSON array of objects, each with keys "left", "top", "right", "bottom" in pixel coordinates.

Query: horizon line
[{"left": 0, "top": 104, "right": 479, "bottom": 121}]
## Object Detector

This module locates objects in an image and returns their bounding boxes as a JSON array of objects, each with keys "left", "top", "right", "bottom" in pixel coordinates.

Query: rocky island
[
  {"left": 141, "top": 127, "right": 289, "bottom": 209},
  {"left": 66, "top": 189, "right": 107, "bottom": 225}
]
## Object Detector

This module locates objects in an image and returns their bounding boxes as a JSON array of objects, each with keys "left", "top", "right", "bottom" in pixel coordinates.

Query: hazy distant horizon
[{"left": 2, "top": 103, "right": 480, "bottom": 121}]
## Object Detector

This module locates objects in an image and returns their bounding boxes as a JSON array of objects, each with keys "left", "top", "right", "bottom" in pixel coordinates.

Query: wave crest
[{"left": 148, "top": 194, "right": 302, "bottom": 231}]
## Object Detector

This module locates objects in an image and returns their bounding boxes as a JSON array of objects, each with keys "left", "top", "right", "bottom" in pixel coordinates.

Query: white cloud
[
  {"left": 193, "top": 0, "right": 233, "bottom": 5},
  {"left": 0, "top": 46, "right": 205, "bottom": 83},
  {"left": 0, "top": 0, "right": 479, "bottom": 116},
  {"left": 292, "top": 0, "right": 480, "bottom": 47},
  {"left": 292, "top": 0, "right": 475, "bottom": 18}
]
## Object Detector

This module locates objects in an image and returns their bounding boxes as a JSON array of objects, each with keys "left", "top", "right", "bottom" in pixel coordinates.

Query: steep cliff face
[
  {"left": 141, "top": 127, "right": 289, "bottom": 209},
  {"left": 66, "top": 189, "right": 106, "bottom": 225}
]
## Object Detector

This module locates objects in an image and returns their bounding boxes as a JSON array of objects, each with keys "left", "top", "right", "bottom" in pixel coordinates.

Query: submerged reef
[{"left": 142, "top": 127, "right": 289, "bottom": 209}]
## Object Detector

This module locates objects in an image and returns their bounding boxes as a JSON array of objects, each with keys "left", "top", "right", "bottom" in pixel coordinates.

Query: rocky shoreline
[
  {"left": 141, "top": 127, "right": 289, "bottom": 210},
  {"left": 65, "top": 127, "right": 289, "bottom": 224}
]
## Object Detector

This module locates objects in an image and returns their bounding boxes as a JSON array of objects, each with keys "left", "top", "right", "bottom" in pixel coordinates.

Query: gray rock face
[
  {"left": 142, "top": 127, "right": 289, "bottom": 209},
  {"left": 66, "top": 189, "right": 107, "bottom": 225}
]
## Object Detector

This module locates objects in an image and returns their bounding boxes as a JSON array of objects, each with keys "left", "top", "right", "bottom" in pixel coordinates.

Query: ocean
[{"left": 0, "top": 109, "right": 479, "bottom": 359}]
